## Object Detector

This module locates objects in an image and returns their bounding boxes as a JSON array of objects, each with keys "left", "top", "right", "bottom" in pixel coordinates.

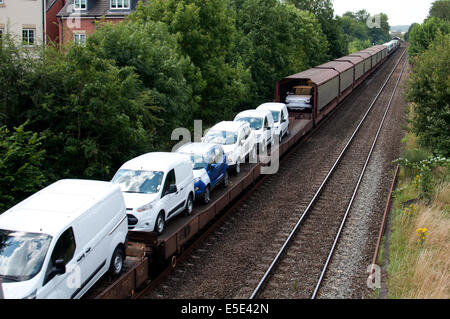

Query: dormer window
[
  {"left": 74, "top": 0, "right": 87, "bottom": 10},
  {"left": 111, "top": 0, "right": 130, "bottom": 9}
]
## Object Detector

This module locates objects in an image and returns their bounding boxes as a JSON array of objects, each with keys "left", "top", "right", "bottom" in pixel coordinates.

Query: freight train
[{"left": 0, "top": 39, "right": 401, "bottom": 299}]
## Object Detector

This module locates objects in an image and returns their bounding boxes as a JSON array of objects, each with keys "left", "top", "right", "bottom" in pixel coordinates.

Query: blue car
[{"left": 177, "top": 143, "right": 229, "bottom": 204}]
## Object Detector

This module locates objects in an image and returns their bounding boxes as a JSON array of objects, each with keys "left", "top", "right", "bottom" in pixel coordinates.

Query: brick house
[
  {"left": 46, "top": 0, "right": 65, "bottom": 44},
  {"left": 57, "top": 0, "right": 140, "bottom": 46}
]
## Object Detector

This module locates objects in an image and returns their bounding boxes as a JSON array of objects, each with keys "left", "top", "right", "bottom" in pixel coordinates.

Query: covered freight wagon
[
  {"left": 349, "top": 51, "right": 372, "bottom": 74},
  {"left": 315, "top": 60, "right": 355, "bottom": 102},
  {"left": 275, "top": 67, "right": 340, "bottom": 123}
]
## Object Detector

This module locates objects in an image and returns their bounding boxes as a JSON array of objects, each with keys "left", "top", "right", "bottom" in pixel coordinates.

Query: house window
[
  {"left": 73, "top": 33, "right": 86, "bottom": 45},
  {"left": 74, "top": 0, "right": 87, "bottom": 10},
  {"left": 111, "top": 0, "right": 130, "bottom": 9},
  {"left": 22, "top": 29, "right": 35, "bottom": 47}
]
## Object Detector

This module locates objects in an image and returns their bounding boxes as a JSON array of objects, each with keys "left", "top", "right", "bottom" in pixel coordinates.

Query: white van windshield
[
  {"left": 204, "top": 130, "right": 237, "bottom": 145},
  {"left": 236, "top": 117, "right": 262, "bottom": 130},
  {"left": 0, "top": 230, "right": 52, "bottom": 282},
  {"left": 112, "top": 169, "right": 164, "bottom": 194}
]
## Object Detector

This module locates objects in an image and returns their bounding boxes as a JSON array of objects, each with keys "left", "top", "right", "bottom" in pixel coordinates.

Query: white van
[
  {"left": 256, "top": 103, "right": 290, "bottom": 143},
  {"left": 234, "top": 109, "right": 274, "bottom": 152},
  {"left": 112, "top": 152, "right": 195, "bottom": 235},
  {"left": 0, "top": 179, "right": 128, "bottom": 299}
]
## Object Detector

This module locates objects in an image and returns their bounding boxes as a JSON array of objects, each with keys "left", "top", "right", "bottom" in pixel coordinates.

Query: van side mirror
[
  {"left": 281, "top": 118, "right": 286, "bottom": 123},
  {"left": 168, "top": 184, "right": 177, "bottom": 194},
  {"left": 53, "top": 259, "right": 66, "bottom": 276}
]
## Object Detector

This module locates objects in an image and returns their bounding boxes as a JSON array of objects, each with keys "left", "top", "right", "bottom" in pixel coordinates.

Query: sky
[{"left": 332, "top": 0, "right": 435, "bottom": 26}]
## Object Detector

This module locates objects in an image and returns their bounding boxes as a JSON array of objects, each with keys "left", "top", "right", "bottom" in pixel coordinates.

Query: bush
[{"left": 0, "top": 122, "right": 46, "bottom": 212}]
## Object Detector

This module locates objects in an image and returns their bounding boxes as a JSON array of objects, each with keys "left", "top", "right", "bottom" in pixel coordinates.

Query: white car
[
  {"left": 0, "top": 179, "right": 128, "bottom": 299},
  {"left": 203, "top": 121, "right": 256, "bottom": 174},
  {"left": 257, "top": 103, "right": 290, "bottom": 143},
  {"left": 111, "top": 152, "right": 195, "bottom": 235},
  {"left": 234, "top": 109, "right": 274, "bottom": 152}
]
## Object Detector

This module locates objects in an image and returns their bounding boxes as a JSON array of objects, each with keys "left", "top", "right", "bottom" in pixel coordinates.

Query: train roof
[
  {"left": 315, "top": 61, "right": 354, "bottom": 73},
  {"left": 335, "top": 55, "right": 364, "bottom": 65},
  {"left": 285, "top": 68, "right": 339, "bottom": 86}
]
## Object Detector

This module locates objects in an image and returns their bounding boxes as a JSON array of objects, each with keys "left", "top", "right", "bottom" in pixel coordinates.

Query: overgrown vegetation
[{"left": 385, "top": 2, "right": 450, "bottom": 298}]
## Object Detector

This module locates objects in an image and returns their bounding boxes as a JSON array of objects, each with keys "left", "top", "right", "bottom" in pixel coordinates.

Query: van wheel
[
  {"left": 155, "top": 212, "right": 165, "bottom": 235},
  {"left": 109, "top": 246, "right": 125, "bottom": 278},
  {"left": 185, "top": 194, "right": 194, "bottom": 216},
  {"left": 203, "top": 186, "right": 210, "bottom": 205}
]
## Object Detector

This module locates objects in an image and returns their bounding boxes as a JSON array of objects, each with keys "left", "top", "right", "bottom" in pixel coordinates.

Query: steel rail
[
  {"left": 249, "top": 48, "right": 407, "bottom": 299},
  {"left": 311, "top": 55, "right": 408, "bottom": 299}
]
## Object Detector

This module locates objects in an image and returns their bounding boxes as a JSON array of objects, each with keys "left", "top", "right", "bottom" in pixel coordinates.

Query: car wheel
[
  {"left": 203, "top": 186, "right": 210, "bottom": 205},
  {"left": 223, "top": 171, "right": 229, "bottom": 188},
  {"left": 109, "top": 246, "right": 125, "bottom": 278},
  {"left": 185, "top": 193, "right": 194, "bottom": 216},
  {"left": 235, "top": 159, "right": 241, "bottom": 175},
  {"left": 279, "top": 133, "right": 282, "bottom": 144},
  {"left": 154, "top": 212, "right": 165, "bottom": 235}
]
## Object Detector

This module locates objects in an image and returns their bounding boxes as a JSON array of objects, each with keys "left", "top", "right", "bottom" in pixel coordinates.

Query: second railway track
[
  {"left": 251, "top": 49, "right": 408, "bottom": 299},
  {"left": 134, "top": 46, "right": 408, "bottom": 300}
]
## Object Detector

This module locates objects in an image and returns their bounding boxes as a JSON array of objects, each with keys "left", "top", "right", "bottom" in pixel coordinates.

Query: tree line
[
  {"left": 405, "top": 0, "right": 450, "bottom": 158},
  {"left": 0, "top": 0, "right": 391, "bottom": 211}
]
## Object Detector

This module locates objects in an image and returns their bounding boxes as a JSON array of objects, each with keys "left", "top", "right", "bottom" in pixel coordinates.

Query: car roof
[
  {"left": 209, "top": 121, "right": 248, "bottom": 132},
  {"left": 235, "top": 109, "right": 271, "bottom": 119},
  {"left": 177, "top": 142, "right": 221, "bottom": 155},
  {"left": 0, "top": 179, "right": 120, "bottom": 237},
  {"left": 118, "top": 152, "right": 191, "bottom": 172},
  {"left": 257, "top": 103, "right": 286, "bottom": 111}
]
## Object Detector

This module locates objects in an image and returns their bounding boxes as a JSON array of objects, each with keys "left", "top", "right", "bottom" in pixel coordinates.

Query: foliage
[
  {"left": 429, "top": 0, "right": 450, "bottom": 21},
  {"left": 406, "top": 34, "right": 450, "bottom": 157},
  {"left": 407, "top": 17, "right": 450, "bottom": 57},
  {"left": 86, "top": 19, "right": 201, "bottom": 145},
  {"left": 132, "top": 0, "right": 251, "bottom": 124},
  {"left": 286, "top": 0, "right": 348, "bottom": 58},
  {"left": 340, "top": 10, "right": 391, "bottom": 53},
  {"left": 0, "top": 122, "right": 46, "bottom": 212},
  {"left": 232, "top": 0, "right": 328, "bottom": 105},
  {"left": 394, "top": 155, "right": 450, "bottom": 200}
]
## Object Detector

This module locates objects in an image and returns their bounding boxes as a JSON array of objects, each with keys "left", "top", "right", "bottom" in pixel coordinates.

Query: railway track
[{"left": 251, "top": 49, "right": 408, "bottom": 299}]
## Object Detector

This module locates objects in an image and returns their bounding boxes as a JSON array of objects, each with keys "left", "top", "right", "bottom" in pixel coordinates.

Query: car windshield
[
  {"left": 0, "top": 230, "right": 52, "bottom": 282},
  {"left": 112, "top": 169, "right": 164, "bottom": 194},
  {"left": 270, "top": 111, "right": 280, "bottom": 123},
  {"left": 180, "top": 153, "right": 208, "bottom": 170},
  {"left": 235, "top": 117, "right": 262, "bottom": 130},
  {"left": 204, "top": 130, "right": 237, "bottom": 145}
]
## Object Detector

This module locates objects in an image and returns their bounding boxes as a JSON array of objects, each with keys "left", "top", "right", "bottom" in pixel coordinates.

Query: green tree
[
  {"left": 287, "top": 0, "right": 348, "bottom": 58},
  {"left": 232, "top": 0, "right": 328, "bottom": 105},
  {"left": 408, "top": 17, "right": 450, "bottom": 56},
  {"left": 0, "top": 122, "right": 46, "bottom": 212},
  {"left": 407, "top": 34, "right": 450, "bottom": 156},
  {"left": 133, "top": 0, "right": 251, "bottom": 123},
  {"left": 86, "top": 19, "right": 202, "bottom": 144},
  {"left": 429, "top": 0, "right": 450, "bottom": 21}
]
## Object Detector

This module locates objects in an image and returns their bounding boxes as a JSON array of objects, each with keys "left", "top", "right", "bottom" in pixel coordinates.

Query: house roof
[{"left": 57, "top": 0, "right": 141, "bottom": 18}]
